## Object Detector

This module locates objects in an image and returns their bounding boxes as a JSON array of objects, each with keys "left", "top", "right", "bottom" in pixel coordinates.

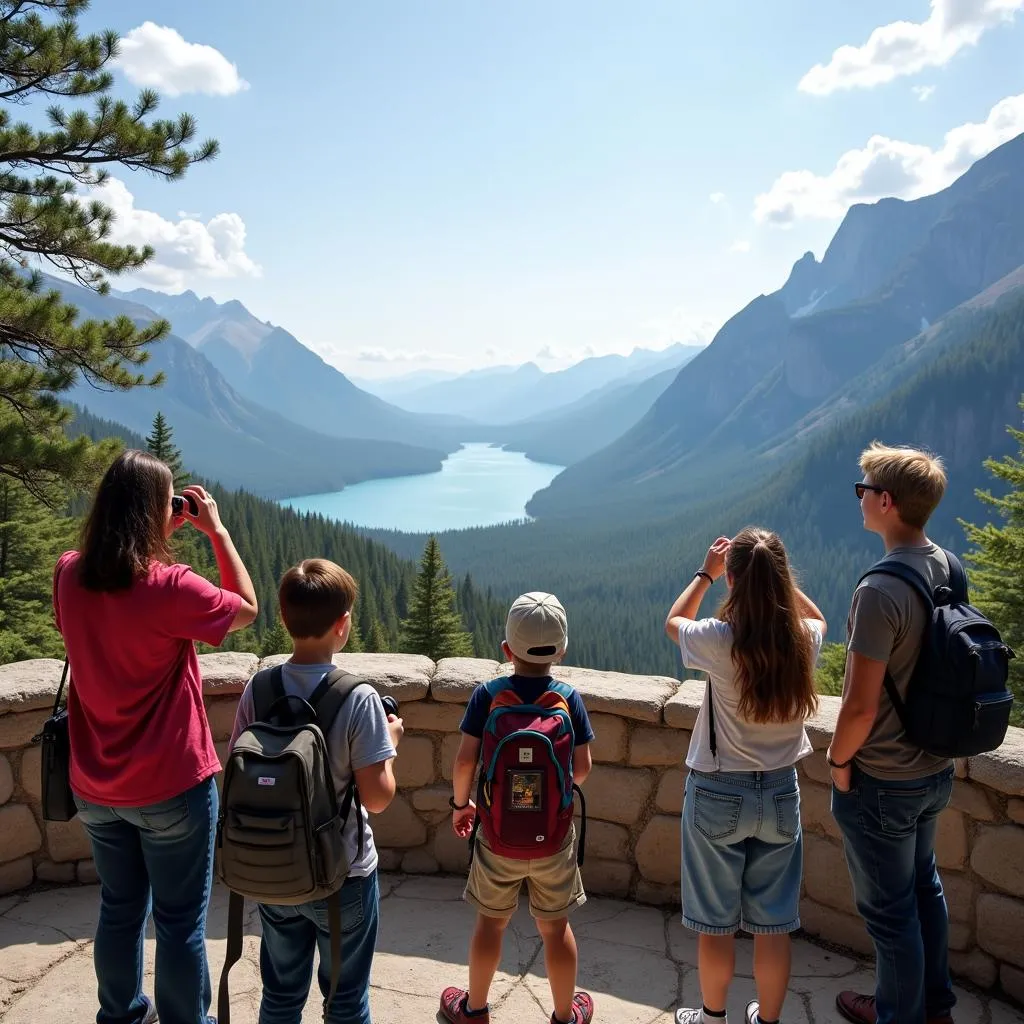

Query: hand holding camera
[
  {"left": 702, "top": 536, "right": 732, "bottom": 582},
  {"left": 173, "top": 485, "right": 226, "bottom": 539},
  {"left": 381, "top": 695, "right": 404, "bottom": 749}
]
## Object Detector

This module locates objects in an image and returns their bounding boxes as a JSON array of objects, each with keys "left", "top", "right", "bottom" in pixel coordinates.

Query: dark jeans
[
  {"left": 257, "top": 872, "right": 379, "bottom": 1024},
  {"left": 74, "top": 776, "right": 218, "bottom": 1024},
  {"left": 832, "top": 765, "right": 956, "bottom": 1024}
]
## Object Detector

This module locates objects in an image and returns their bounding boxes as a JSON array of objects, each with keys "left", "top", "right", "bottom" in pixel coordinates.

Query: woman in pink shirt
[{"left": 54, "top": 450, "right": 258, "bottom": 1024}]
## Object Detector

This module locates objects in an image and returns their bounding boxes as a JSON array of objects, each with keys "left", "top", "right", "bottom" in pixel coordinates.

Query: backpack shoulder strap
[
  {"left": 309, "top": 670, "right": 366, "bottom": 734},
  {"left": 545, "top": 679, "right": 575, "bottom": 702},
  {"left": 941, "top": 548, "right": 969, "bottom": 604},
  {"left": 482, "top": 676, "right": 520, "bottom": 712},
  {"left": 252, "top": 666, "right": 286, "bottom": 722},
  {"left": 858, "top": 558, "right": 935, "bottom": 611}
]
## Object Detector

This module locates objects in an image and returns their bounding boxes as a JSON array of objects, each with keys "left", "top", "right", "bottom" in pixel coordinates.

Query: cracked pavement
[{"left": 0, "top": 876, "right": 1020, "bottom": 1023}]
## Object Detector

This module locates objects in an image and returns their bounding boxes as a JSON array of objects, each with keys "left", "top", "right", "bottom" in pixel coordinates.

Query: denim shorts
[{"left": 681, "top": 766, "right": 803, "bottom": 935}]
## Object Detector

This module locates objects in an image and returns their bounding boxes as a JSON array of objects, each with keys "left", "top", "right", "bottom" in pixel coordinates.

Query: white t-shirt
[{"left": 678, "top": 618, "right": 824, "bottom": 772}]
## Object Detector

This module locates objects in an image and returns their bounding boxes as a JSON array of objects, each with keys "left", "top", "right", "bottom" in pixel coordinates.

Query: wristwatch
[{"left": 449, "top": 797, "right": 469, "bottom": 811}]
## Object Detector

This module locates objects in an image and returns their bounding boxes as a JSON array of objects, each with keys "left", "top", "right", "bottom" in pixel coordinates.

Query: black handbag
[{"left": 34, "top": 659, "right": 77, "bottom": 821}]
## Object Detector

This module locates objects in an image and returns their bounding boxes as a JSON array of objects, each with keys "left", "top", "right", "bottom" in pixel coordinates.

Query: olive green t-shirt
[{"left": 844, "top": 542, "right": 954, "bottom": 780}]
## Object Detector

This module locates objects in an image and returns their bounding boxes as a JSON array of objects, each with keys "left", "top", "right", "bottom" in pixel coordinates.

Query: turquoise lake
[{"left": 281, "top": 443, "right": 565, "bottom": 532}]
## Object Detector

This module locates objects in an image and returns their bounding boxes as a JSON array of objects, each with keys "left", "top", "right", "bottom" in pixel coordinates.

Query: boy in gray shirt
[
  {"left": 826, "top": 443, "right": 955, "bottom": 1024},
  {"left": 230, "top": 559, "right": 403, "bottom": 1024}
]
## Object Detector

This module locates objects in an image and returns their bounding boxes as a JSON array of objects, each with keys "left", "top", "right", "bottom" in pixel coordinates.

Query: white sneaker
[
  {"left": 745, "top": 1001, "right": 760, "bottom": 1024},
  {"left": 675, "top": 1011, "right": 728, "bottom": 1024}
]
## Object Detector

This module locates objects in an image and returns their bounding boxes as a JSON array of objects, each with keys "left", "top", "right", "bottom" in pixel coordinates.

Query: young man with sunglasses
[{"left": 826, "top": 442, "right": 955, "bottom": 1024}]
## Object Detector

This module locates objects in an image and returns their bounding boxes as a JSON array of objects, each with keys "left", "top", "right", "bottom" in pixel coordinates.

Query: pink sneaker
[{"left": 552, "top": 991, "right": 594, "bottom": 1024}]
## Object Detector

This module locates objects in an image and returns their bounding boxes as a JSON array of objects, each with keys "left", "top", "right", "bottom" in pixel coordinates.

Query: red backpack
[{"left": 471, "top": 677, "right": 586, "bottom": 863}]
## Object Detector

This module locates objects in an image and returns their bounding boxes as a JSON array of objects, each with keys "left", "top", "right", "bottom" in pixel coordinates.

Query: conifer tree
[
  {"left": 367, "top": 619, "right": 390, "bottom": 654},
  {"left": 961, "top": 396, "right": 1024, "bottom": 709},
  {"left": 0, "top": 0, "right": 217, "bottom": 500},
  {"left": 258, "top": 617, "right": 291, "bottom": 658},
  {"left": 400, "top": 536, "right": 473, "bottom": 661},
  {"left": 145, "top": 411, "right": 187, "bottom": 488},
  {"left": 346, "top": 610, "right": 364, "bottom": 653}
]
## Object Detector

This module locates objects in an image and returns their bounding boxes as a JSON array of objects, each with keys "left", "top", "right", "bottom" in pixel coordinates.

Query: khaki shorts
[{"left": 464, "top": 825, "right": 586, "bottom": 920}]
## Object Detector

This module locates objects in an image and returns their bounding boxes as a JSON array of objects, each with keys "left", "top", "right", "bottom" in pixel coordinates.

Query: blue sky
[{"left": 77, "top": 1, "right": 1024, "bottom": 376}]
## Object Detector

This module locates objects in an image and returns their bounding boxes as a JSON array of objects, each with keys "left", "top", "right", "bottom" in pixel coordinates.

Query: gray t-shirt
[
  {"left": 845, "top": 542, "right": 954, "bottom": 780},
  {"left": 229, "top": 661, "right": 396, "bottom": 877}
]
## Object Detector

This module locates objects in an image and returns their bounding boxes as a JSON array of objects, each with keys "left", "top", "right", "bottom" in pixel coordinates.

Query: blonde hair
[
  {"left": 279, "top": 559, "right": 358, "bottom": 639},
  {"left": 859, "top": 442, "right": 947, "bottom": 529},
  {"left": 720, "top": 527, "right": 818, "bottom": 725}
]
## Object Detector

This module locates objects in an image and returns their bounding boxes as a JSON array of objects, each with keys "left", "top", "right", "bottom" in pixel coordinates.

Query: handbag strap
[
  {"left": 52, "top": 659, "right": 69, "bottom": 716},
  {"left": 706, "top": 679, "right": 718, "bottom": 760}
]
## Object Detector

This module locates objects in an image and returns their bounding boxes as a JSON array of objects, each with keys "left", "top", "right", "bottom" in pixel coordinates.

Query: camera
[
  {"left": 381, "top": 695, "right": 399, "bottom": 718},
  {"left": 171, "top": 494, "right": 199, "bottom": 517}
]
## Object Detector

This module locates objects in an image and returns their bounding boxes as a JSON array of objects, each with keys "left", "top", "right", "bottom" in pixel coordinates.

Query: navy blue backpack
[{"left": 859, "top": 548, "right": 1015, "bottom": 758}]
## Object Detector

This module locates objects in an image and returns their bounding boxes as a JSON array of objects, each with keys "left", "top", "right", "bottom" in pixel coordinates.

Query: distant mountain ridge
[{"left": 528, "top": 131, "right": 1024, "bottom": 520}]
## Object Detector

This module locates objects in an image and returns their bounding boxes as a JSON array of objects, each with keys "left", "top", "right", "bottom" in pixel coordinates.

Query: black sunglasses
[{"left": 854, "top": 482, "right": 887, "bottom": 500}]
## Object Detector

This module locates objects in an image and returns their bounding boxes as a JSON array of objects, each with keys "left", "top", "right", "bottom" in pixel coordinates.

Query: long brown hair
[
  {"left": 719, "top": 527, "right": 818, "bottom": 724},
  {"left": 78, "top": 450, "right": 175, "bottom": 592}
]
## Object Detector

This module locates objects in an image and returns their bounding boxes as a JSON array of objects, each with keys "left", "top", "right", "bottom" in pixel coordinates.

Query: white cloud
[
  {"left": 799, "top": 0, "right": 1022, "bottom": 95},
  {"left": 729, "top": 240, "right": 752, "bottom": 253},
  {"left": 709, "top": 191, "right": 727, "bottom": 204},
  {"left": 639, "top": 306, "right": 718, "bottom": 348},
  {"left": 82, "top": 177, "right": 261, "bottom": 289},
  {"left": 355, "top": 347, "right": 456, "bottom": 363},
  {"left": 913, "top": 84, "right": 937, "bottom": 101},
  {"left": 116, "top": 22, "right": 248, "bottom": 97},
  {"left": 754, "top": 91, "right": 1024, "bottom": 225}
]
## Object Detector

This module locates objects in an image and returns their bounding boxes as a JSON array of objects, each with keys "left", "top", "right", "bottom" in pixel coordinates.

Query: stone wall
[{"left": 3, "top": 652, "right": 1024, "bottom": 1003}]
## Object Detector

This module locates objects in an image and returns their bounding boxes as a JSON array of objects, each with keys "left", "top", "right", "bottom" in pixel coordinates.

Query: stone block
[
  {"left": 434, "top": 824, "right": 471, "bottom": 873},
  {"left": 36, "top": 860, "right": 76, "bottom": 883},
  {"left": 581, "top": 857, "right": 632, "bottom": 898},
  {"left": 400, "top": 701, "right": 466, "bottom": 733},
  {"left": 205, "top": 699, "right": 238, "bottom": 742},
  {"left": 315, "top": 652, "right": 434, "bottom": 702},
  {"left": 0, "top": 855, "right": 32, "bottom": 894},
  {"left": 954, "top": 758, "right": 967, "bottom": 779},
  {"left": 663, "top": 681, "right": 705, "bottom": 729},
  {"left": 800, "top": 751, "right": 831, "bottom": 786},
  {"left": 799, "top": 782, "right": 841, "bottom": 839},
  {"left": 803, "top": 698, "right": 842, "bottom": 750},
  {"left": 0, "top": 804, "right": 41, "bottom": 863},
  {"left": 949, "top": 949, "right": 997, "bottom": 990},
  {"left": 431, "top": 658, "right": 502, "bottom": 703},
  {"left": 582, "top": 765, "right": 653, "bottom": 825},
  {"left": 803, "top": 835, "right": 855, "bottom": 915},
  {"left": 77, "top": 859, "right": 99, "bottom": 884},
  {"left": 635, "top": 880, "right": 680, "bottom": 907},
  {"left": 942, "top": 873, "right": 974, "bottom": 924},
  {"left": 582, "top": 820, "right": 630, "bottom": 861},
  {"left": 370, "top": 795, "right": 426, "bottom": 848},
  {"left": 441, "top": 733, "right": 461, "bottom": 781},
  {"left": 936, "top": 809, "right": 967, "bottom": 870},
  {"left": 411, "top": 784, "right": 452, "bottom": 814},
  {"left": 949, "top": 779, "right": 995, "bottom": 821},
  {"left": 628, "top": 726, "right": 689, "bottom": 767},
  {"left": 198, "top": 652, "right": 259, "bottom": 695},
  {"left": 798, "top": 899, "right": 873, "bottom": 956},
  {"left": 0, "top": 753, "right": 11, "bottom": 805},
  {"left": 401, "top": 849, "right": 439, "bottom": 874},
  {"left": 1000, "top": 964, "right": 1024, "bottom": 1006},
  {"left": 19, "top": 745, "right": 40, "bottom": 801},
  {"left": 656, "top": 768, "right": 685, "bottom": 815},
  {"left": 1009, "top": 798, "right": 1024, "bottom": 825},
  {"left": 977, "top": 893, "right": 1024, "bottom": 967},
  {"left": 394, "top": 736, "right": 435, "bottom": 789},
  {"left": 948, "top": 920, "right": 971, "bottom": 952},
  {"left": 553, "top": 665, "right": 678, "bottom": 723},
  {"left": 376, "top": 848, "right": 403, "bottom": 872},
  {"left": 635, "top": 815, "right": 681, "bottom": 886},
  {"left": 589, "top": 714, "right": 627, "bottom": 763},
  {"left": 0, "top": 658, "right": 64, "bottom": 714},
  {"left": 968, "top": 730, "right": 1024, "bottom": 796},
  {"left": 0, "top": 710, "right": 47, "bottom": 750},
  {"left": 971, "top": 825, "right": 1024, "bottom": 896},
  {"left": 46, "top": 818, "right": 92, "bottom": 862}
]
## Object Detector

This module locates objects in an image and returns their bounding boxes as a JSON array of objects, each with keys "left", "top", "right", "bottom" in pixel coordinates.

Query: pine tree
[
  {"left": 258, "top": 618, "right": 291, "bottom": 658},
  {"left": 367, "top": 619, "right": 390, "bottom": 654},
  {"left": 815, "top": 641, "right": 847, "bottom": 697},
  {"left": 0, "top": 1, "right": 217, "bottom": 500},
  {"left": 145, "top": 411, "right": 187, "bottom": 488},
  {"left": 400, "top": 536, "right": 473, "bottom": 661},
  {"left": 346, "top": 610, "right": 364, "bottom": 653},
  {"left": 961, "top": 396, "right": 1024, "bottom": 712}
]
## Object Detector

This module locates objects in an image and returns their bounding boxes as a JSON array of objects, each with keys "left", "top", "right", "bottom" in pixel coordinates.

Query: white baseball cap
[{"left": 505, "top": 592, "right": 568, "bottom": 664}]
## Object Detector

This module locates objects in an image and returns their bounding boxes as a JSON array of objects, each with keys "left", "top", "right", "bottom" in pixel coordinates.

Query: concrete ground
[{"left": 0, "top": 875, "right": 1020, "bottom": 1024}]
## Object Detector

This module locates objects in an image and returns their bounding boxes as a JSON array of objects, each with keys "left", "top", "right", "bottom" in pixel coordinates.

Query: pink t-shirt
[{"left": 53, "top": 550, "right": 241, "bottom": 807}]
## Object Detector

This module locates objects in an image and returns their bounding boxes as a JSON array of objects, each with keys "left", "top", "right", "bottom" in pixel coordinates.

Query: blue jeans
[
  {"left": 682, "top": 767, "right": 803, "bottom": 934},
  {"left": 258, "top": 871, "right": 380, "bottom": 1024},
  {"left": 74, "top": 776, "right": 218, "bottom": 1024},
  {"left": 832, "top": 765, "right": 956, "bottom": 1024}
]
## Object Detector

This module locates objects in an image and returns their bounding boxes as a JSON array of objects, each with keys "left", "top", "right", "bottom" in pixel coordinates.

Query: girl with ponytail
[{"left": 664, "top": 528, "right": 827, "bottom": 1024}]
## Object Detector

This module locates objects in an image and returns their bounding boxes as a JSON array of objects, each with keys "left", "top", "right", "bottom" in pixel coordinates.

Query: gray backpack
[{"left": 216, "top": 666, "right": 366, "bottom": 1024}]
